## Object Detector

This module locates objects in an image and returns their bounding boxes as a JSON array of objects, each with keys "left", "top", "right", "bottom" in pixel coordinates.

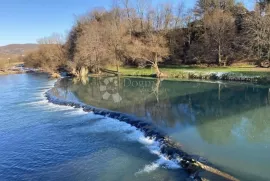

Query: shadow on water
[{"left": 50, "top": 76, "right": 270, "bottom": 181}]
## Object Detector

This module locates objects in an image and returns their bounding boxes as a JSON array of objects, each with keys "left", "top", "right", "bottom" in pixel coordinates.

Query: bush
[{"left": 23, "top": 44, "right": 66, "bottom": 73}]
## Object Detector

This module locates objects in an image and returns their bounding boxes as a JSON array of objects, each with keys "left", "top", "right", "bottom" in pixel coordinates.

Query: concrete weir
[{"left": 45, "top": 82, "right": 240, "bottom": 181}]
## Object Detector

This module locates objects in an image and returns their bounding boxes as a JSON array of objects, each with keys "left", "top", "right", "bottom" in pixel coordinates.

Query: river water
[
  {"left": 1, "top": 74, "right": 270, "bottom": 181},
  {"left": 0, "top": 74, "right": 188, "bottom": 181}
]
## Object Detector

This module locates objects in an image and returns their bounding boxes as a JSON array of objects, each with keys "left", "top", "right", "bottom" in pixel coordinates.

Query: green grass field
[{"left": 118, "top": 65, "right": 270, "bottom": 77}]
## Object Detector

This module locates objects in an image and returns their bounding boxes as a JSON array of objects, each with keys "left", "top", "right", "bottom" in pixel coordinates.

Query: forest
[{"left": 23, "top": 0, "right": 270, "bottom": 77}]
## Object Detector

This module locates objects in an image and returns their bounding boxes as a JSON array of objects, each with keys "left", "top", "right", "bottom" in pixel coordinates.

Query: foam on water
[
  {"left": 136, "top": 162, "right": 160, "bottom": 174},
  {"left": 135, "top": 139, "right": 181, "bottom": 174},
  {"left": 86, "top": 117, "right": 137, "bottom": 133},
  {"left": 86, "top": 117, "right": 181, "bottom": 174},
  {"left": 42, "top": 79, "right": 182, "bottom": 175},
  {"left": 63, "top": 108, "right": 90, "bottom": 116},
  {"left": 22, "top": 79, "right": 87, "bottom": 115},
  {"left": 21, "top": 98, "right": 75, "bottom": 112},
  {"left": 135, "top": 156, "right": 180, "bottom": 175}
]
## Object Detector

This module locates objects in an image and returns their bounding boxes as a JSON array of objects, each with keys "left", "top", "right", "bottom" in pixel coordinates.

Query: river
[{"left": 1, "top": 74, "right": 270, "bottom": 181}]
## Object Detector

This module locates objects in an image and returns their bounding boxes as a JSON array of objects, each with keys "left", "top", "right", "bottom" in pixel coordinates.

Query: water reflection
[
  {"left": 51, "top": 77, "right": 270, "bottom": 180},
  {"left": 54, "top": 77, "right": 270, "bottom": 143}
]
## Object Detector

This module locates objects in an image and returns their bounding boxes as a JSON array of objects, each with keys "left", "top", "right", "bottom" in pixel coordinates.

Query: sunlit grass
[{"left": 117, "top": 65, "right": 270, "bottom": 77}]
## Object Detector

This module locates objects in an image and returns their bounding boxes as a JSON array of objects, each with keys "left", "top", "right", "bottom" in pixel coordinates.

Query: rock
[
  {"left": 128, "top": 119, "right": 140, "bottom": 126},
  {"left": 50, "top": 72, "right": 61, "bottom": 79},
  {"left": 120, "top": 117, "right": 131, "bottom": 123},
  {"left": 144, "top": 129, "right": 160, "bottom": 137},
  {"left": 99, "top": 111, "right": 108, "bottom": 116},
  {"left": 261, "top": 60, "right": 270, "bottom": 68},
  {"left": 73, "top": 103, "right": 81, "bottom": 108},
  {"left": 83, "top": 106, "right": 92, "bottom": 112},
  {"left": 110, "top": 113, "right": 121, "bottom": 119},
  {"left": 154, "top": 134, "right": 165, "bottom": 141},
  {"left": 138, "top": 122, "right": 151, "bottom": 127}
]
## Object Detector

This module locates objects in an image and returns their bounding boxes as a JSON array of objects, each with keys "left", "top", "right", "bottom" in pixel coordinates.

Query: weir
[{"left": 45, "top": 78, "right": 244, "bottom": 181}]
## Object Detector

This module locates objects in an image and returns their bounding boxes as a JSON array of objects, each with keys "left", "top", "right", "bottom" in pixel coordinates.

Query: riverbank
[
  {"left": 0, "top": 62, "right": 25, "bottom": 75},
  {"left": 0, "top": 69, "right": 25, "bottom": 75},
  {"left": 0, "top": 62, "right": 45, "bottom": 76},
  {"left": 118, "top": 65, "right": 270, "bottom": 84},
  {"left": 6, "top": 63, "right": 270, "bottom": 84}
]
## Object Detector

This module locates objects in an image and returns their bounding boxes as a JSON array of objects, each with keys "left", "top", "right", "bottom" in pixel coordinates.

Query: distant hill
[{"left": 0, "top": 44, "right": 38, "bottom": 56}]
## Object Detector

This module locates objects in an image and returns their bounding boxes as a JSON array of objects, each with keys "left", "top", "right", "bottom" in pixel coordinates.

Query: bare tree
[
  {"left": 257, "top": 0, "right": 270, "bottom": 14},
  {"left": 174, "top": 1, "right": 185, "bottom": 28},
  {"left": 127, "top": 31, "right": 169, "bottom": 77},
  {"left": 194, "top": 0, "right": 236, "bottom": 17},
  {"left": 135, "top": 0, "right": 151, "bottom": 31},
  {"left": 24, "top": 33, "right": 66, "bottom": 75},
  {"left": 145, "top": 8, "right": 155, "bottom": 31},
  {"left": 121, "top": 0, "right": 134, "bottom": 33},
  {"left": 242, "top": 2, "right": 270, "bottom": 66},
  {"left": 73, "top": 17, "right": 107, "bottom": 76},
  {"left": 203, "top": 9, "right": 235, "bottom": 65},
  {"left": 105, "top": 7, "right": 129, "bottom": 72},
  {"left": 163, "top": 3, "right": 174, "bottom": 30}
]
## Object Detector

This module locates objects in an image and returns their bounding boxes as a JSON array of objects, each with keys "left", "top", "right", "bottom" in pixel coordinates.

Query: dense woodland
[{"left": 24, "top": 0, "right": 270, "bottom": 77}]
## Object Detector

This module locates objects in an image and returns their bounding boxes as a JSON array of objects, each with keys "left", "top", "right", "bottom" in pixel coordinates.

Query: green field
[{"left": 118, "top": 65, "right": 270, "bottom": 77}]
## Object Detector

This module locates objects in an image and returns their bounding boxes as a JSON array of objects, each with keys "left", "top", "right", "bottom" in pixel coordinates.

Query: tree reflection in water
[
  {"left": 53, "top": 77, "right": 270, "bottom": 145},
  {"left": 48, "top": 77, "right": 270, "bottom": 180}
]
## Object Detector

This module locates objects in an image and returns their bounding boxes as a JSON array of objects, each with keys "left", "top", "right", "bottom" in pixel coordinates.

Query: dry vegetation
[
  {"left": 0, "top": 55, "right": 23, "bottom": 71},
  {"left": 0, "top": 61, "right": 6, "bottom": 71},
  {"left": 22, "top": 0, "right": 270, "bottom": 78},
  {"left": 24, "top": 34, "right": 66, "bottom": 75},
  {"left": 0, "top": 44, "right": 37, "bottom": 74}
]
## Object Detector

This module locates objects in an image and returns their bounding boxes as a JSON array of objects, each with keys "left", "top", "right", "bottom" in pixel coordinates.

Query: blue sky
[{"left": 0, "top": 0, "right": 253, "bottom": 46}]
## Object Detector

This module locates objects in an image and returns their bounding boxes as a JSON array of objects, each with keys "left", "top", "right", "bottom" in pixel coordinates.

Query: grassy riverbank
[
  {"left": 0, "top": 62, "right": 24, "bottom": 75},
  {"left": 117, "top": 65, "right": 270, "bottom": 83}
]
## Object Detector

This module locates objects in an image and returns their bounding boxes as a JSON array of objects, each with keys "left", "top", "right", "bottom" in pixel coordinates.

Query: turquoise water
[
  {"left": 1, "top": 74, "right": 270, "bottom": 181},
  {"left": 51, "top": 76, "right": 270, "bottom": 181},
  {"left": 0, "top": 74, "right": 188, "bottom": 181}
]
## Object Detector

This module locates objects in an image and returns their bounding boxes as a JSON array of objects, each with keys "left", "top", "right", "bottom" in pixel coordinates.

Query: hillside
[{"left": 0, "top": 44, "right": 38, "bottom": 56}]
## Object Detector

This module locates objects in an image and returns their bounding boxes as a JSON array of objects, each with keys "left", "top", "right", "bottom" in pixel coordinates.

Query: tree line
[{"left": 24, "top": 0, "right": 270, "bottom": 77}]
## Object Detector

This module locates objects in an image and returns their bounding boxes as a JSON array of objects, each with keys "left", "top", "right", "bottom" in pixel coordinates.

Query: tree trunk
[
  {"left": 224, "top": 57, "right": 228, "bottom": 67},
  {"left": 153, "top": 53, "right": 161, "bottom": 76},
  {"left": 116, "top": 64, "right": 119, "bottom": 73},
  {"left": 153, "top": 63, "right": 161, "bottom": 76},
  {"left": 268, "top": 44, "right": 270, "bottom": 61},
  {"left": 79, "top": 66, "right": 89, "bottom": 77},
  {"left": 140, "top": 18, "right": 143, "bottom": 31},
  {"left": 115, "top": 51, "right": 120, "bottom": 73},
  {"left": 218, "top": 44, "right": 221, "bottom": 65}
]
